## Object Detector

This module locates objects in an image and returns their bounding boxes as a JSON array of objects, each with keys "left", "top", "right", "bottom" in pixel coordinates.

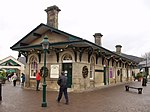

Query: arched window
[
  {"left": 29, "top": 56, "right": 38, "bottom": 78},
  {"left": 90, "top": 56, "right": 95, "bottom": 79},
  {"left": 62, "top": 53, "right": 72, "bottom": 63}
]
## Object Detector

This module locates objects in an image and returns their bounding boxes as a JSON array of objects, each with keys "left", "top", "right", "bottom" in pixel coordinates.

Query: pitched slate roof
[
  {"left": 138, "top": 60, "right": 150, "bottom": 67},
  {"left": 120, "top": 53, "right": 144, "bottom": 64},
  {"left": 10, "top": 23, "right": 140, "bottom": 64}
]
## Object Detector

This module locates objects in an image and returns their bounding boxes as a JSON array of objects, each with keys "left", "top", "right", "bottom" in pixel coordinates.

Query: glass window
[
  {"left": 62, "top": 53, "right": 72, "bottom": 63},
  {"left": 29, "top": 56, "right": 38, "bottom": 78},
  {"left": 63, "top": 54, "right": 72, "bottom": 60}
]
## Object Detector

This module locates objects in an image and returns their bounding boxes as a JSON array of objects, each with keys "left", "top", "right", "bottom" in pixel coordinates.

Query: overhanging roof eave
[
  {"left": 11, "top": 40, "right": 85, "bottom": 51},
  {"left": 82, "top": 40, "right": 138, "bottom": 64}
]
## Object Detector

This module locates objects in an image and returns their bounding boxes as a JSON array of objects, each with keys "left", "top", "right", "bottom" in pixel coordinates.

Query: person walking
[
  {"left": 11, "top": 73, "right": 18, "bottom": 86},
  {"left": 36, "top": 71, "right": 41, "bottom": 91},
  {"left": 20, "top": 73, "right": 25, "bottom": 87},
  {"left": 57, "top": 71, "right": 69, "bottom": 104}
]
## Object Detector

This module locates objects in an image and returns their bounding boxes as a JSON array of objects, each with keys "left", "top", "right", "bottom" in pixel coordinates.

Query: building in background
[{"left": 0, "top": 56, "right": 25, "bottom": 77}]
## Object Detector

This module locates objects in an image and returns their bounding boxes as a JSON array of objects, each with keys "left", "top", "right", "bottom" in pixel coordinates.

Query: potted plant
[
  {"left": 136, "top": 72, "right": 144, "bottom": 81},
  {"left": 0, "top": 70, "right": 7, "bottom": 84}
]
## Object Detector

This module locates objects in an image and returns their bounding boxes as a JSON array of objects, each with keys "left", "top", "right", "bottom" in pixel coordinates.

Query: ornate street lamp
[{"left": 41, "top": 35, "right": 49, "bottom": 107}]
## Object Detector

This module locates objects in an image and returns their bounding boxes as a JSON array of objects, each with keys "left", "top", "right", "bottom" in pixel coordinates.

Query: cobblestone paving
[{"left": 1, "top": 81, "right": 150, "bottom": 112}]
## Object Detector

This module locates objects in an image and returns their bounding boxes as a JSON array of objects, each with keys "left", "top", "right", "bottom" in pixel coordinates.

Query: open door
[{"left": 62, "top": 63, "right": 72, "bottom": 88}]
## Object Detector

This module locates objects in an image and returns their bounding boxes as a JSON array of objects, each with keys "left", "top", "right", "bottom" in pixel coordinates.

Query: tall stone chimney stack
[
  {"left": 45, "top": 5, "right": 61, "bottom": 29},
  {"left": 115, "top": 45, "right": 122, "bottom": 54},
  {"left": 93, "top": 33, "right": 103, "bottom": 46}
]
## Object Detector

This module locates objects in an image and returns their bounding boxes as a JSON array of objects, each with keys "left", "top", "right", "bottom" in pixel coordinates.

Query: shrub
[
  {"left": 136, "top": 72, "right": 143, "bottom": 79},
  {"left": 0, "top": 70, "right": 7, "bottom": 80},
  {"left": 135, "top": 72, "right": 146, "bottom": 81}
]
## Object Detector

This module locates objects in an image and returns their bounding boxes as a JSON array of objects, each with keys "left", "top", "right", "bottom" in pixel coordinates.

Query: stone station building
[{"left": 10, "top": 5, "right": 140, "bottom": 92}]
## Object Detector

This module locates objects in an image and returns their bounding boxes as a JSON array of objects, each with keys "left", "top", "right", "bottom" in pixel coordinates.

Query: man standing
[
  {"left": 11, "top": 72, "right": 18, "bottom": 86},
  {"left": 57, "top": 71, "right": 69, "bottom": 104},
  {"left": 36, "top": 71, "right": 40, "bottom": 91}
]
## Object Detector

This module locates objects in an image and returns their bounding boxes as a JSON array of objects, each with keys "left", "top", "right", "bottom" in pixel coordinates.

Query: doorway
[{"left": 62, "top": 63, "right": 72, "bottom": 88}]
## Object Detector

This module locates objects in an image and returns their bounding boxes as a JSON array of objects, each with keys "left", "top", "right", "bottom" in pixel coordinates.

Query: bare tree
[
  {"left": 141, "top": 52, "right": 150, "bottom": 77},
  {"left": 141, "top": 52, "right": 150, "bottom": 60}
]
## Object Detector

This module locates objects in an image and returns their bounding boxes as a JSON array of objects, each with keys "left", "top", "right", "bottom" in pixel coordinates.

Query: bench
[{"left": 125, "top": 85, "right": 143, "bottom": 94}]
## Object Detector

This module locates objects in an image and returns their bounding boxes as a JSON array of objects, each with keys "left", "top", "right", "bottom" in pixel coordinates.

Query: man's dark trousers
[{"left": 57, "top": 87, "right": 68, "bottom": 103}]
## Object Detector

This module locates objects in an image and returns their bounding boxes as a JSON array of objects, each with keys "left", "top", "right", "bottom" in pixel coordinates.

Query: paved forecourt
[{"left": 0, "top": 81, "right": 150, "bottom": 112}]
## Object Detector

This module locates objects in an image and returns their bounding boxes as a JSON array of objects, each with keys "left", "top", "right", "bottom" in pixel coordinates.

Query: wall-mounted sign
[{"left": 50, "top": 65, "right": 59, "bottom": 78}]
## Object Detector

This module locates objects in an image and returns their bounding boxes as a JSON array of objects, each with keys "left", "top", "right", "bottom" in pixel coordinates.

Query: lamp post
[
  {"left": 41, "top": 35, "right": 49, "bottom": 107},
  {"left": 145, "top": 54, "right": 148, "bottom": 80},
  {"left": 103, "top": 65, "right": 106, "bottom": 85}
]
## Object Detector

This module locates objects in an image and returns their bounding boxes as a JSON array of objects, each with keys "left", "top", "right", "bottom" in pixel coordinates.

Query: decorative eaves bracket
[{"left": 88, "top": 47, "right": 93, "bottom": 63}]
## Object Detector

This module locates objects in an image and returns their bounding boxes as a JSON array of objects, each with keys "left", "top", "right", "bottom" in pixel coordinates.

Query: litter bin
[{"left": 142, "top": 77, "right": 147, "bottom": 86}]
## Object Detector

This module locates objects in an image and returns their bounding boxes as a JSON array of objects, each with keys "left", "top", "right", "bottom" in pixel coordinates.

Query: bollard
[{"left": 0, "top": 83, "right": 2, "bottom": 101}]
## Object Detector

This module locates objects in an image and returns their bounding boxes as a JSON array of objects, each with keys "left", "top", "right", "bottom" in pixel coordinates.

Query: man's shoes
[
  {"left": 65, "top": 102, "right": 69, "bottom": 105},
  {"left": 36, "top": 89, "right": 40, "bottom": 91}
]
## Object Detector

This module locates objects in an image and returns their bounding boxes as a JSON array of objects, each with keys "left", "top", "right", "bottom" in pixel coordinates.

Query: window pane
[{"left": 30, "top": 56, "right": 38, "bottom": 78}]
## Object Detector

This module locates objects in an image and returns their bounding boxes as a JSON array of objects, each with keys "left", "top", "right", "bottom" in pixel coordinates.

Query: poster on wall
[
  {"left": 109, "top": 68, "right": 113, "bottom": 78},
  {"left": 50, "top": 65, "right": 59, "bottom": 78}
]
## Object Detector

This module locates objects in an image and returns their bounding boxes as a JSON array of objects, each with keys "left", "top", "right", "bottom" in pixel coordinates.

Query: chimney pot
[
  {"left": 115, "top": 45, "right": 122, "bottom": 54},
  {"left": 93, "top": 33, "right": 103, "bottom": 46}
]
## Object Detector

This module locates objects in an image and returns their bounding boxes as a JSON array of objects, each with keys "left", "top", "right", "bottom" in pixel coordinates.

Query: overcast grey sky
[{"left": 0, "top": 0, "right": 150, "bottom": 60}]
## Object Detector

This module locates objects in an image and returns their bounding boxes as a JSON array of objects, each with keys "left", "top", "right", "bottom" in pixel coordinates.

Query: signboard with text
[{"left": 50, "top": 65, "right": 59, "bottom": 78}]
